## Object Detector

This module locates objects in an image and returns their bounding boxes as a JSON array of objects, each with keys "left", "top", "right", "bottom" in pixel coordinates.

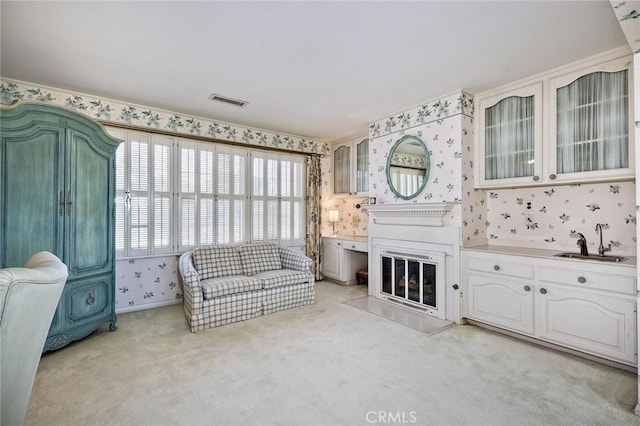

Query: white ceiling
[{"left": 0, "top": 1, "right": 628, "bottom": 142}]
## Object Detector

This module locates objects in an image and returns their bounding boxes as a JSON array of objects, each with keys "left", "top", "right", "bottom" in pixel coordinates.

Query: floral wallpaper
[
  {"left": 115, "top": 257, "right": 181, "bottom": 313},
  {"left": 610, "top": 0, "right": 640, "bottom": 54},
  {"left": 320, "top": 153, "right": 369, "bottom": 238},
  {"left": 485, "top": 182, "right": 636, "bottom": 255},
  {"left": 461, "top": 114, "right": 488, "bottom": 245},
  {"left": 368, "top": 91, "right": 474, "bottom": 233},
  {"left": 0, "top": 78, "right": 330, "bottom": 156}
]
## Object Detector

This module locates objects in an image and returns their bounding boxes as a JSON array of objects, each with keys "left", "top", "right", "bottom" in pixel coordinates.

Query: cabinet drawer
[
  {"left": 539, "top": 267, "right": 635, "bottom": 295},
  {"left": 467, "top": 256, "right": 534, "bottom": 279},
  {"left": 344, "top": 241, "right": 367, "bottom": 252},
  {"left": 65, "top": 276, "right": 112, "bottom": 324}
]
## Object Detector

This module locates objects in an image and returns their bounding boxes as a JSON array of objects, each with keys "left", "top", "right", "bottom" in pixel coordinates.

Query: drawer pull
[
  {"left": 577, "top": 276, "right": 586, "bottom": 284},
  {"left": 352, "top": 245, "right": 356, "bottom": 249},
  {"left": 493, "top": 265, "right": 500, "bottom": 271},
  {"left": 86, "top": 293, "right": 95, "bottom": 305},
  {"left": 549, "top": 174, "right": 557, "bottom": 180},
  {"left": 532, "top": 175, "right": 540, "bottom": 181},
  {"left": 524, "top": 285, "right": 531, "bottom": 292},
  {"left": 539, "top": 288, "right": 547, "bottom": 295},
  {"left": 452, "top": 284, "right": 459, "bottom": 290}
]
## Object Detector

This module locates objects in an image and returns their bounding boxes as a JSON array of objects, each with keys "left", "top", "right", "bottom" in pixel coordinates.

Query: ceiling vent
[{"left": 208, "top": 93, "right": 249, "bottom": 108}]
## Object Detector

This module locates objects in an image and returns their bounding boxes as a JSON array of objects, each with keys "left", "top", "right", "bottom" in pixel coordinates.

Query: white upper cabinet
[
  {"left": 332, "top": 135, "right": 369, "bottom": 196},
  {"left": 547, "top": 56, "right": 634, "bottom": 184},
  {"left": 475, "top": 48, "right": 634, "bottom": 189},
  {"left": 477, "top": 82, "right": 543, "bottom": 187}
]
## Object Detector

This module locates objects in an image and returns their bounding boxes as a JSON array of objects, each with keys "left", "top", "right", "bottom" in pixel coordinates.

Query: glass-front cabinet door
[
  {"left": 547, "top": 57, "right": 633, "bottom": 184},
  {"left": 332, "top": 135, "right": 368, "bottom": 196},
  {"left": 476, "top": 82, "right": 543, "bottom": 188},
  {"left": 333, "top": 144, "right": 351, "bottom": 195}
]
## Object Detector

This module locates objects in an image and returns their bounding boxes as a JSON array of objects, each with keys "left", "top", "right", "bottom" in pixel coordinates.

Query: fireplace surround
[{"left": 365, "top": 203, "right": 462, "bottom": 323}]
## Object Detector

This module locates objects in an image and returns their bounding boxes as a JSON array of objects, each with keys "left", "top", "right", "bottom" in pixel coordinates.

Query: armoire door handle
[
  {"left": 59, "top": 191, "right": 65, "bottom": 216},
  {"left": 66, "top": 191, "right": 73, "bottom": 216}
]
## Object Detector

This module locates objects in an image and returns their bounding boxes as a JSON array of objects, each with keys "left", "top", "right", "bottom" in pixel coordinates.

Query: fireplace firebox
[{"left": 379, "top": 250, "right": 446, "bottom": 318}]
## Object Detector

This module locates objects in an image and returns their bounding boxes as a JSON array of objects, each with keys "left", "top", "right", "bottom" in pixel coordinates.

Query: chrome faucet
[
  {"left": 576, "top": 233, "right": 588, "bottom": 256},
  {"left": 595, "top": 223, "right": 611, "bottom": 257}
]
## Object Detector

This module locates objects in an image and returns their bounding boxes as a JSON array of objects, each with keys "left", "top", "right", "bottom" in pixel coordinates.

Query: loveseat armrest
[
  {"left": 178, "top": 251, "right": 204, "bottom": 332},
  {"left": 178, "top": 251, "right": 200, "bottom": 289},
  {"left": 280, "top": 247, "right": 312, "bottom": 272}
]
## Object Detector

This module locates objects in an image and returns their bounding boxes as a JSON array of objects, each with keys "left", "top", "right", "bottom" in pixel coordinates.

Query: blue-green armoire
[{"left": 1, "top": 102, "right": 121, "bottom": 351}]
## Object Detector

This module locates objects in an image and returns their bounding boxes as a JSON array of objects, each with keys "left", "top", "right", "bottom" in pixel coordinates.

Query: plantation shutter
[
  {"left": 152, "top": 138, "right": 173, "bottom": 253},
  {"left": 179, "top": 144, "right": 197, "bottom": 250}
]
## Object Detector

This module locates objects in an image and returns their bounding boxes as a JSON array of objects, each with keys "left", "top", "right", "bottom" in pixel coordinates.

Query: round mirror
[{"left": 386, "top": 135, "right": 430, "bottom": 200}]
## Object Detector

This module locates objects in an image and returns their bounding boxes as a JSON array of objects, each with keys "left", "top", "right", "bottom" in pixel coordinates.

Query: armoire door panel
[
  {"left": 65, "top": 130, "right": 113, "bottom": 277},
  {"left": 1, "top": 126, "right": 64, "bottom": 267}
]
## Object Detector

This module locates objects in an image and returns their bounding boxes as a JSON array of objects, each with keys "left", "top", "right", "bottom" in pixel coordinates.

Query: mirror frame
[{"left": 386, "top": 135, "right": 430, "bottom": 200}]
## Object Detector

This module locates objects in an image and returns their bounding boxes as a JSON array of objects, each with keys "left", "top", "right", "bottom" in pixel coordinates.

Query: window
[
  {"left": 113, "top": 129, "right": 174, "bottom": 257},
  {"left": 110, "top": 127, "right": 306, "bottom": 257},
  {"left": 251, "top": 151, "right": 306, "bottom": 244},
  {"left": 177, "top": 142, "right": 249, "bottom": 251}
]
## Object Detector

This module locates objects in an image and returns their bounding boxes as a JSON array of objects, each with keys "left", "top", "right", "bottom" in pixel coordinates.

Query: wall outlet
[{"left": 525, "top": 200, "right": 533, "bottom": 211}]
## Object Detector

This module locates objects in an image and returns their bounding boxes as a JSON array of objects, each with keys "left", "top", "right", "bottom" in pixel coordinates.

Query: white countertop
[
  {"left": 323, "top": 235, "right": 368, "bottom": 243},
  {"left": 464, "top": 244, "right": 637, "bottom": 267}
]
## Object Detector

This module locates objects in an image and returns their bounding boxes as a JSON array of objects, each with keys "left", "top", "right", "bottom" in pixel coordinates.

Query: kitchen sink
[{"left": 554, "top": 252, "right": 627, "bottom": 263}]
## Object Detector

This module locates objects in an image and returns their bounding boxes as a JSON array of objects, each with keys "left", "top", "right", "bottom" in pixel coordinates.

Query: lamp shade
[{"left": 328, "top": 209, "right": 340, "bottom": 223}]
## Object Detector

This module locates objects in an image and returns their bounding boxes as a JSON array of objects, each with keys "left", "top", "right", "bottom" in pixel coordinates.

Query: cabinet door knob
[
  {"left": 493, "top": 265, "right": 500, "bottom": 271},
  {"left": 86, "top": 293, "right": 95, "bottom": 305},
  {"left": 539, "top": 288, "right": 547, "bottom": 295},
  {"left": 532, "top": 176, "right": 540, "bottom": 181},
  {"left": 452, "top": 284, "right": 459, "bottom": 290},
  {"left": 577, "top": 276, "right": 586, "bottom": 284},
  {"left": 524, "top": 285, "right": 531, "bottom": 292},
  {"left": 336, "top": 242, "right": 341, "bottom": 246},
  {"left": 549, "top": 174, "right": 557, "bottom": 180}
]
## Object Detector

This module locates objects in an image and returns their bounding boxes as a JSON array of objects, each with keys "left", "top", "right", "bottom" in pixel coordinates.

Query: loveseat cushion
[
  {"left": 192, "top": 245, "right": 242, "bottom": 280},
  {"left": 252, "top": 269, "right": 313, "bottom": 289},
  {"left": 238, "top": 244, "right": 282, "bottom": 276},
  {"left": 200, "top": 275, "right": 263, "bottom": 299}
]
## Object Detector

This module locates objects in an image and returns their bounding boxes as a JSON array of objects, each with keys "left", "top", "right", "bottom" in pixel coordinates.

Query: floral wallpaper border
[
  {"left": 610, "top": 0, "right": 640, "bottom": 54},
  {"left": 0, "top": 78, "right": 330, "bottom": 156},
  {"left": 389, "top": 151, "right": 428, "bottom": 168},
  {"left": 369, "top": 90, "right": 474, "bottom": 139}
]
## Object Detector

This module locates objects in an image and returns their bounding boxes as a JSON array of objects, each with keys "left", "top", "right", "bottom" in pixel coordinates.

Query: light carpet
[
  {"left": 345, "top": 296, "right": 453, "bottom": 335},
  {"left": 25, "top": 281, "right": 639, "bottom": 426}
]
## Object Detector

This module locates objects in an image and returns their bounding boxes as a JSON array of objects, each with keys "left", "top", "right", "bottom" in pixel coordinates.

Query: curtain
[
  {"left": 484, "top": 96, "right": 535, "bottom": 180},
  {"left": 306, "top": 155, "right": 322, "bottom": 280},
  {"left": 556, "top": 70, "right": 628, "bottom": 174}
]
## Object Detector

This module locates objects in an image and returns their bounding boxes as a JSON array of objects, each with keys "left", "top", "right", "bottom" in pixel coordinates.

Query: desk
[{"left": 322, "top": 236, "right": 368, "bottom": 285}]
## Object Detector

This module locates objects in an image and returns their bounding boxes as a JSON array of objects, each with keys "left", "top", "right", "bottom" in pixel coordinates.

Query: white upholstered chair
[{"left": 0, "top": 251, "right": 68, "bottom": 426}]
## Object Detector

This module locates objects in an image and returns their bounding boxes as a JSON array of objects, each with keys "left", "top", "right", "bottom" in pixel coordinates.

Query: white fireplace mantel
[{"left": 365, "top": 202, "right": 457, "bottom": 227}]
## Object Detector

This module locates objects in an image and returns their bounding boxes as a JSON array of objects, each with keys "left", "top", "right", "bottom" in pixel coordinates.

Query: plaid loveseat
[{"left": 178, "top": 243, "right": 315, "bottom": 332}]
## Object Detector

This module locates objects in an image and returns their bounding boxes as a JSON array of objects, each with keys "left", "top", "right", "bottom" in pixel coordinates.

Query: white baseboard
[{"left": 116, "top": 298, "right": 182, "bottom": 314}]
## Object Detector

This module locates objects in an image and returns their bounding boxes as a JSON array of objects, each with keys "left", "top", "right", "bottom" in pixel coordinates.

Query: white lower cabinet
[
  {"left": 322, "top": 237, "right": 368, "bottom": 285},
  {"left": 535, "top": 285, "right": 636, "bottom": 364},
  {"left": 322, "top": 238, "right": 342, "bottom": 281},
  {"left": 467, "top": 273, "right": 534, "bottom": 335},
  {"left": 464, "top": 249, "right": 637, "bottom": 366}
]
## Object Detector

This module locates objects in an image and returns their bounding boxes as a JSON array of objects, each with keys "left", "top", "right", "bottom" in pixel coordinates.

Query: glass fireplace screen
[{"left": 381, "top": 255, "right": 437, "bottom": 308}]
